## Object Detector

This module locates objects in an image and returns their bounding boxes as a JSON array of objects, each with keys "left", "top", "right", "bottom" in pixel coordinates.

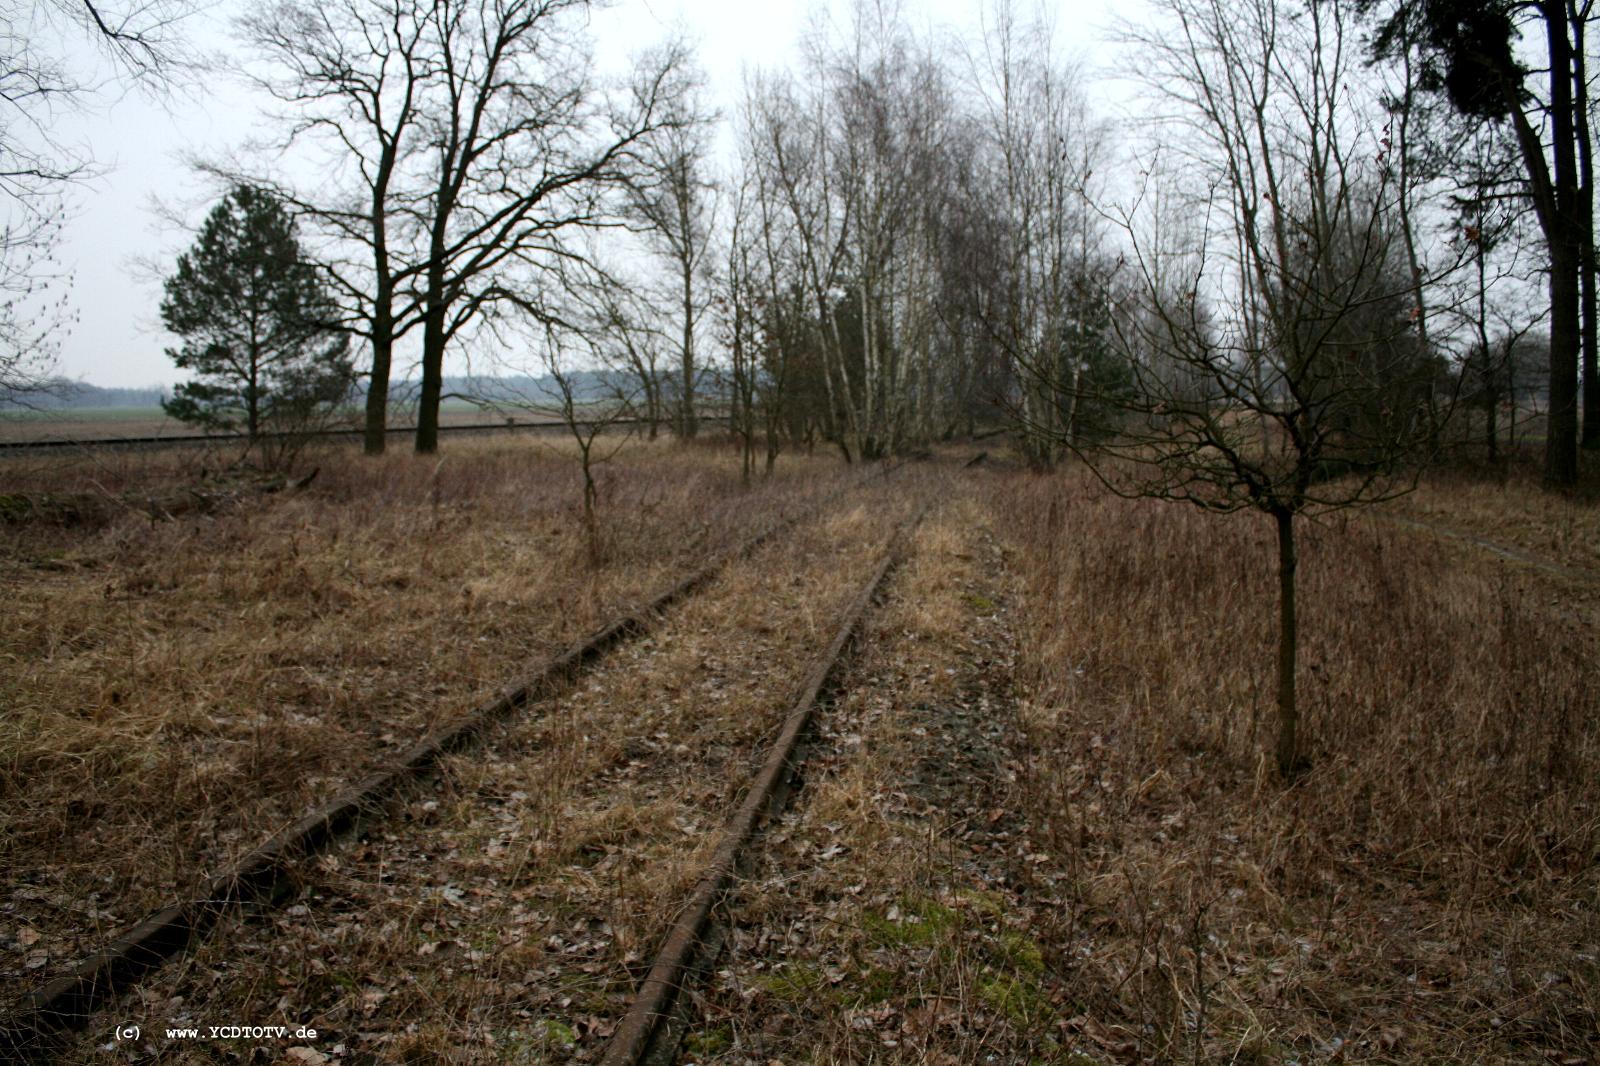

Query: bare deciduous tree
[
  {"left": 233, "top": 0, "right": 435, "bottom": 454},
  {"left": 965, "top": 0, "right": 1111, "bottom": 467},
  {"left": 1089, "top": 0, "right": 1444, "bottom": 777},
  {"left": 230, "top": 0, "right": 687, "bottom": 455},
  {"left": 479, "top": 270, "right": 639, "bottom": 566},
  {"left": 742, "top": 2, "right": 964, "bottom": 460},
  {"left": 622, "top": 52, "right": 716, "bottom": 439}
]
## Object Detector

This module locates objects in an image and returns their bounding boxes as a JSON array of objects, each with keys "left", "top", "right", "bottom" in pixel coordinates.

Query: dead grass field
[
  {"left": 1390, "top": 460, "right": 1600, "bottom": 578},
  {"left": 48, "top": 475, "right": 921, "bottom": 1063},
  {"left": 0, "top": 436, "right": 855, "bottom": 1009},
  {"left": 6, "top": 438, "right": 1598, "bottom": 1065},
  {"left": 1001, "top": 464, "right": 1599, "bottom": 1064}
]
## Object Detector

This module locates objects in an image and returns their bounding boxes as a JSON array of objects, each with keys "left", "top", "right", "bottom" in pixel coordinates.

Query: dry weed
[
  {"left": 1000, "top": 464, "right": 1599, "bottom": 1063},
  {"left": 0, "top": 436, "right": 851, "bottom": 1008},
  {"left": 692, "top": 483, "right": 1073, "bottom": 1064},
  {"left": 43, "top": 468, "right": 911, "bottom": 1064}
]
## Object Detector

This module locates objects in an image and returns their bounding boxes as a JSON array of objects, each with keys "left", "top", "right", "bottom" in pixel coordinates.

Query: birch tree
[
  {"left": 966, "top": 0, "right": 1112, "bottom": 467},
  {"left": 622, "top": 55, "right": 716, "bottom": 439}
]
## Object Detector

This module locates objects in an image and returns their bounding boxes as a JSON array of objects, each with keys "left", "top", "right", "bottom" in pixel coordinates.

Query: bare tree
[
  {"left": 742, "top": 1, "right": 958, "bottom": 460},
  {"left": 479, "top": 272, "right": 639, "bottom": 565},
  {"left": 622, "top": 51, "right": 716, "bottom": 439},
  {"left": 965, "top": 0, "right": 1111, "bottom": 467},
  {"left": 1092, "top": 0, "right": 1443, "bottom": 778},
  {"left": 0, "top": 203, "right": 71, "bottom": 404},
  {"left": 735, "top": 79, "right": 813, "bottom": 472},
  {"left": 231, "top": 0, "right": 688, "bottom": 455},
  {"left": 403, "top": 2, "right": 686, "bottom": 454},
  {"left": 590, "top": 280, "right": 667, "bottom": 439},
  {"left": 1449, "top": 125, "right": 1543, "bottom": 462},
  {"left": 1, "top": 0, "right": 199, "bottom": 402},
  {"left": 233, "top": 0, "right": 435, "bottom": 454},
  {"left": 538, "top": 338, "right": 635, "bottom": 567},
  {"left": 722, "top": 174, "right": 761, "bottom": 482}
]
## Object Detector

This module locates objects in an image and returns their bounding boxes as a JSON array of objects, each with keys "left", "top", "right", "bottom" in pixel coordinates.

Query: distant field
[
  {"left": 0, "top": 408, "right": 181, "bottom": 442},
  {"left": 0, "top": 403, "right": 566, "bottom": 444},
  {"left": 1, "top": 407, "right": 173, "bottom": 422}
]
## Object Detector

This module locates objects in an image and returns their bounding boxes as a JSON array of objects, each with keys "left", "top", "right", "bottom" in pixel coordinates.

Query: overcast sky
[{"left": 42, "top": 0, "right": 1129, "bottom": 388}]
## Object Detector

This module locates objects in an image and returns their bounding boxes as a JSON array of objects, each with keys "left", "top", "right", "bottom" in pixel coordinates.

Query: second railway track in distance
[
  {"left": 16, "top": 474, "right": 929, "bottom": 1065},
  {"left": 0, "top": 416, "right": 733, "bottom": 455}
]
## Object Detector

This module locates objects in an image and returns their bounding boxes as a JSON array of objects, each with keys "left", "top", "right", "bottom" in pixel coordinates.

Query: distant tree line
[{"left": 1, "top": 383, "right": 167, "bottom": 410}]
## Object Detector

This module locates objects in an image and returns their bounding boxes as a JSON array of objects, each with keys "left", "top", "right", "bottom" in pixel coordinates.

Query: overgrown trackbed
[
  {"left": 0, "top": 448, "right": 899, "bottom": 1058},
  {"left": 16, "top": 461, "right": 986, "bottom": 1064},
  {"left": 2, "top": 478, "right": 855, "bottom": 1059},
  {"left": 14, "top": 451, "right": 1591, "bottom": 1065}
]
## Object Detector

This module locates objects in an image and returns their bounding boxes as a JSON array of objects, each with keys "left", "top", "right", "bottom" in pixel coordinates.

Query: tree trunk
[
  {"left": 247, "top": 344, "right": 261, "bottom": 440},
  {"left": 415, "top": 302, "right": 445, "bottom": 455},
  {"left": 1273, "top": 508, "right": 1300, "bottom": 779},
  {"left": 1582, "top": 230, "right": 1597, "bottom": 450},
  {"left": 582, "top": 454, "right": 600, "bottom": 567},
  {"left": 764, "top": 401, "right": 779, "bottom": 476},
  {"left": 1541, "top": 2, "right": 1581, "bottom": 483},
  {"left": 1486, "top": 384, "right": 1499, "bottom": 464},
  {"left": 1575, "top": 8, "right": 1598, "bottom": 449},
  {"left": 364, "top": 161, "right": 397, "bottom": 455},
  {"left": 1548, "top": 237, "right": 1582, "bottom": 484},
  {"left": 414, "top": 248, "right": 448, "bottom": 455},
  {"left": 364, "top": 328, "right": 392, "bottom": 455},
  {"left": 680, "top": 268, "right": 697, "bottom": 438}
]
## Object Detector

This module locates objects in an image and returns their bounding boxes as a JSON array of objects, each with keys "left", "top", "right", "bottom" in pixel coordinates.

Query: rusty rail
[
  {"left": 600, "top": 504, "right": 927, "bottom": 1066},
  {"left": 0, "top": 471, "right": 889, "bottom": 1063}
]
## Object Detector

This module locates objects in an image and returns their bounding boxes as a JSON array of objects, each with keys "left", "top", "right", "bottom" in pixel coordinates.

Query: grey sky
[{"left": 44, "top": 0, "right": 1126, "bottom": 388}]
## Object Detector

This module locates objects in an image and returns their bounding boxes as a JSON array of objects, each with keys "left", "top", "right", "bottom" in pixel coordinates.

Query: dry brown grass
[
  {"left": 1390, "top": 461, "right": 1600, "bottom": 578},
  {"left": 12, "top": 442, "right": 1596, "bottom": 1064},
  {"left": 1000, "top": 464, "right": 1600, "bottom": 1063},
  {"left": 42, "top": 464, "right": 914, "bottom": 1064},
  {"left": 0, "top": 435, "right": 853, "bottom": 1009}
]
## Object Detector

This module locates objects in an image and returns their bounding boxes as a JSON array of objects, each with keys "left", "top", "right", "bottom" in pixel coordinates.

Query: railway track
[
  {"left": 0, "top": 416, "right": 730, "bottom": 455},
  {"left": 0, "top": 467, "right": 904, "bottom": 1063},
  {"left": 600, "top": 506, "right": 927, "bottom": 1065}
]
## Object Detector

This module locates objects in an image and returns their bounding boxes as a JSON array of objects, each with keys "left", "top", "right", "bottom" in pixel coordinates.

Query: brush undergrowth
[{"left": 1000, "top": 465, "right": 1599, "bottom": 1063}]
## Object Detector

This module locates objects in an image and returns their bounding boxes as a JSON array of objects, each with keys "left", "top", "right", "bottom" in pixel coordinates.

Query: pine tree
[{"left": 161, "top": 185, "right": 353, "bottom": 439}]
